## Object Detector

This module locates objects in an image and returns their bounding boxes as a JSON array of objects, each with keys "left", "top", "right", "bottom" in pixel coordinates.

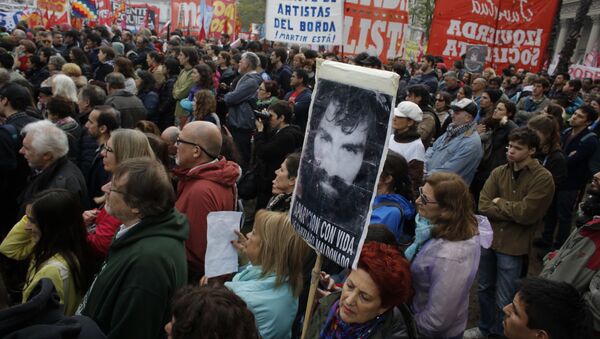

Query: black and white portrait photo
[{"left": 290, "top": 62, "right": 396, "bottom": 268}]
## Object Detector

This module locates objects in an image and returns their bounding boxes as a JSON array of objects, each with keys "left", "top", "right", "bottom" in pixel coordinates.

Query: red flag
[{"left": 198, "top": 26, "right": 206, "bottom": 41}]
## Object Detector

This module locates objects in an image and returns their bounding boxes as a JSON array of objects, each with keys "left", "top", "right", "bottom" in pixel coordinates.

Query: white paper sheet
[{"left": 204, "top": 211, "right": 243, "bottom": 278}]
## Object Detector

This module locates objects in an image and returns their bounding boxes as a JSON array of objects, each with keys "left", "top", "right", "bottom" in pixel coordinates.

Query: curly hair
[
  {"left": 170, "top": 286, "right": 260, "bottom": 339},
  {"left": 193, "top": 89, "right": 216, "bottom": 120},
  {"left": 357, "top": 241, "right": 412, "bottom": 308}
]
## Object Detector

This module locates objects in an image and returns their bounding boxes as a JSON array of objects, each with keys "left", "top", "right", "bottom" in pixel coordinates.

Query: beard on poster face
[{"left": 300, "top": 164, "right": 371, "bottom": 235}]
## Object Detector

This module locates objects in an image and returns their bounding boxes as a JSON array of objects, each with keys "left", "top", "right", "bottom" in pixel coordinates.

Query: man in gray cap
[{"left": 424, "top": 98, "right": 483, "bottom": 184}]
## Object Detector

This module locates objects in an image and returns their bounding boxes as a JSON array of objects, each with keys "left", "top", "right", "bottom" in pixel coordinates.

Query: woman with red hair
[
  {"left": 305, "top": 241, "right": 414, "bottom": 338},
  {"left": 410, "top": 172, "right": 493, "bottom": 338}
]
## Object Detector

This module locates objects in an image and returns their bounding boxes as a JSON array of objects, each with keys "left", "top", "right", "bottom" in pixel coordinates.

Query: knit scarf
[
  {"left": 320, "top": 300, "right": 387, "bottom": 339},
  {"left": 444, "top": 121, "right": 476, "bottom": 143}
]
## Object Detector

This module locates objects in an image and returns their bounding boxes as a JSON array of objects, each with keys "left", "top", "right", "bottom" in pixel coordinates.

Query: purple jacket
[{"left": 410, "top": 215, "right": 493, "bottom": 337}]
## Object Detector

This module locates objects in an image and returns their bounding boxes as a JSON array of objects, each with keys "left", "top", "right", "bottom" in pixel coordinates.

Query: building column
[
  {"left": 554, "top": 18, "right": 572, "bottom": 56},
  {"left": 586, "top": 15, "right": 600, "bottom": 54}
]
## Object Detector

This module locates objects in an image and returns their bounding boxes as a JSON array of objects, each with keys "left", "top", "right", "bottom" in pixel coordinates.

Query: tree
[
  {"left": 412, "top": 0, "right": 435, "bottom": 40},
  {"left": 556, "top": 0, "right": 593, "bottom": 74},
  {"left": 238, "top": 0, "right": 266, "bottom": 31}
]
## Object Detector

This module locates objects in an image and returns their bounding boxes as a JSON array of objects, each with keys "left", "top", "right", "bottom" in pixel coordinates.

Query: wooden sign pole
[{"left": 300, "top": 252, "right": 323, "bottom": 339}]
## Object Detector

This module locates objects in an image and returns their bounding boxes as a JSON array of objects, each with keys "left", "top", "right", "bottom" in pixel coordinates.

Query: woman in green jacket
[{"left": 173, "top": 47, "right": 199, "bottom": 128}]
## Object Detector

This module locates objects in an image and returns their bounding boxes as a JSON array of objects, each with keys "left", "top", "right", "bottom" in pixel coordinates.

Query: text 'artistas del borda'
[{"left": 272, "top": 1, "right": 338, "bottom": 44}]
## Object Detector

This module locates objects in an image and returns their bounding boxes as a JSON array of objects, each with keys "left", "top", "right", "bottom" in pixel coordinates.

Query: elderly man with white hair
[
  {"left": 18, "top": 120, "right": 88, "bottom": 211},
  {"left": 223, "top": 51, "right": 263, "bottom": 167}
]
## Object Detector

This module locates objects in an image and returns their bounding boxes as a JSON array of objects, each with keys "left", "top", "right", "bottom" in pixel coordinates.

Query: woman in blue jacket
[
  {"left": 370, "top": 151, "right": 416, "bottom": 244},
  {"left": 226, "top": 210, "right": 311, "bottom": 339}
]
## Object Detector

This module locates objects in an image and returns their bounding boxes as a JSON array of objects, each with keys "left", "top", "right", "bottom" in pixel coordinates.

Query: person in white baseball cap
[{"left": 389, "top": 101, "right": 426, "bottom": 193}]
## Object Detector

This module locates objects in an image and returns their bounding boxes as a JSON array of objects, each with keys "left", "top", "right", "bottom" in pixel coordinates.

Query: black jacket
[
  {"left": 19, "top": 156, "right": 89, "bottom": 213},
  {"left": 0, "top": 278, "right": 106, "bottom": 339},
  {"left": 0, "top": 112, "right": 38, "bottom": 236},
  {"left": 106, "top": 90, "right": 147, "bottom": 129},
  {"left": 254, "top": 124, "right": 303, "bottom": 209}
]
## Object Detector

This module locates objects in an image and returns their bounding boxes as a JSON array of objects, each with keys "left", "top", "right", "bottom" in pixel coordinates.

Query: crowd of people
[{"left": 0, "top": 21, "right": 598, "bottom": 339}]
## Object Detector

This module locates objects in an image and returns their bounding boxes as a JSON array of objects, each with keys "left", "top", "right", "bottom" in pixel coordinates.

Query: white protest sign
[
  {"left": 265, "top": 0, "right": 343, "bottom": 45},
  {"left": 204, "top": 211, "right": 243, "bottom": 278},
  {"left": 290, "top": 60, "right": 399, "bottom": 269}
]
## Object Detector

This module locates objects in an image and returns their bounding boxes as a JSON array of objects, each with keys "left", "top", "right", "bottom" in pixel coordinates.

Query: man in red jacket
[{"left": 174, "top": 121, "right": 241, "bottom": 283}]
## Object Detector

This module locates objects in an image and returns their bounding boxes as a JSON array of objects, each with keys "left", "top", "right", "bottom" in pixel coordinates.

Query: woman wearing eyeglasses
[
  {"left": 83, "top": 129, "right": 156, "bottom": 258},
  {"left": 256, "top": 80, "right": 280, "bottom": 112},
  {"left": 409, "top": 172, "right": 493, "bottom": 338}
]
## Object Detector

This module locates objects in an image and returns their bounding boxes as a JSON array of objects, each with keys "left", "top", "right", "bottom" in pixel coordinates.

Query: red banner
[
  {"left": 427, "top": 0, "right": 560, "bottom": 73},
  {"left": 171, "top": 0, "right": 238, "bottom": 37},
  {"left": 343, "top": 0, "right": 409, "bottom": 62}
]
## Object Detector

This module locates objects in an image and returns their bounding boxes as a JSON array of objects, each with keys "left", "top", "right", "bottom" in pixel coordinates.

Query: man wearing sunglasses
[{"left": 173, "top": 121, "right": 241, "bottom": 283}]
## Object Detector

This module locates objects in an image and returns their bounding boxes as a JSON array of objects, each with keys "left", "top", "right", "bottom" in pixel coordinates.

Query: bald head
[
  {"left": 185, "top": 121, "right": 222, "bottom": 159},
  {"left": 161, "top": 126, "right": 180, "bottom": 144}
]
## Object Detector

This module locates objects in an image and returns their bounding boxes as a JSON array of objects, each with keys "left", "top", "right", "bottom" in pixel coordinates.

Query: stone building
[{"left": 554, "top": 0, "right": 600, "bottom": 62}]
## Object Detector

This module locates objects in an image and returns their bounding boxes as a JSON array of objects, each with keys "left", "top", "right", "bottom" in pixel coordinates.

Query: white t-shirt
[{"left": 389, "top": 136, "right": 425, "bottom": 162}]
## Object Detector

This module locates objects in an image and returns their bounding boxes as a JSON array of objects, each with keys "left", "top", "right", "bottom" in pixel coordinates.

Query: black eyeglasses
[
  {"left": 101, "top": 144, "right": 114, "bottom": 153},
  {"left": 418, "top": 186, "right": 438, "bottom": 205},
  {"left": 175, "top": 137, "right": 218, "bottom": 158}
]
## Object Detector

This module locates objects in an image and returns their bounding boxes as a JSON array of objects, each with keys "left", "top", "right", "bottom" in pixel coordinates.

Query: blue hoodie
[{"left": 370, "top": 194, "right": 416, "bottom": 243}]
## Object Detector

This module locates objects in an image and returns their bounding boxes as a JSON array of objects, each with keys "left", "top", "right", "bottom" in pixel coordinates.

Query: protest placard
[
  {"left": 568, "top": 64, "right": 600, "bottom": 81},
  {"left": 290, "top": 60, "right": 398, "bottom": 269},
  {"left": 464, "top": 45, "right": 488, "bottom": 73},
  {"left": 428, "top": 0, "right": 560, "bottom": 73},
  {"left": 114, "top": 4, "right": 159, "bottom": 31},
  {"left": 343, "top": 0, "right": 409, "bottom": 61},
  {"left": 265, "top": 0, "right": 343, "bottom": 45}
]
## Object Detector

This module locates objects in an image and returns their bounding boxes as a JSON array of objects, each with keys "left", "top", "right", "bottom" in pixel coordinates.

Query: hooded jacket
[
  {"left": 255, "top": 124, "right": 304, "bottom": 208},
  {"left": 78, "top": 209, "right": 189, "bottom": 339},
  {"left": 410, "top": 215, "right": 493, "bottom": 337},
  {"left": 0, "top": 278, "right": 105, "bottom": 339},
  {"left": 370, "top": 194, "right": 416, "bottom": 243},
  {"left": 174, "top": 157, "right": 240, "bottom": 277}
]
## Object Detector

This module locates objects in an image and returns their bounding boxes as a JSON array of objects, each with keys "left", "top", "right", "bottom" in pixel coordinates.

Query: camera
[{"left": 254, "top": 109, "right": 271, "bottom": 120}]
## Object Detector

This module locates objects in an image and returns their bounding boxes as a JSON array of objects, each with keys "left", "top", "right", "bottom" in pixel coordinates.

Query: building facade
[{"left": 554, "top": 0, "right": 600, "bottom": 62}]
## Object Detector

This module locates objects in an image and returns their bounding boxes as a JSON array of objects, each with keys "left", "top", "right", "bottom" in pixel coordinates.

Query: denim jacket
[{"left": 424, "top": 126, "right": 483, "bottom": 184}]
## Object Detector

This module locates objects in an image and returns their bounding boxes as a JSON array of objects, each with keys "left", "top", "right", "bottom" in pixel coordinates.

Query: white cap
[{"left": 394, "top": 101, "right": 423, "bottom": 122}]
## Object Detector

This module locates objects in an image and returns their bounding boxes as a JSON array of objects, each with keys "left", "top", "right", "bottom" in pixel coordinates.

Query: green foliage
[{"left": 238, "top": 0, "right": 267, "bottom": 31}]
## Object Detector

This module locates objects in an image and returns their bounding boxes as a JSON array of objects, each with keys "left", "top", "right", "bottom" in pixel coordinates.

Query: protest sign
[
  {"left": 290, "top": 60, "right": 398, "bottom": 269},
  {"left": 428, "top": 0, "right": 560, "bottom": 73},
  {"left": 0, "top": 0, "right": 34, "bottom": 12},
  {"left": 0, "top": 11, "right": 22, "bottom": 30},
  {"left": 568, "top": 64, "right": 600, "bottom": 81},
  {"left": 97, "top": 0, "right": 114, "bottom": 26},
  {"left": 113, "top": 4, "right": 159, "bottom": 31},
  {"left": 464, "top": 45, "right": 488, "bottom": 73},
  {"left": 208, "top": 0, "right": 237, "bottom": 37},
  {"left": 172, "top": 0, "right": 237, "bottom": 37},
  {"left": 205, "top": 211, "right": 242, "bottom": 278},
  {"left": 265, "top": 0, "right": 343, "bottom": 45},
  {"left": 343, "top": 0, "right": 409, "bottom": 61}
]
